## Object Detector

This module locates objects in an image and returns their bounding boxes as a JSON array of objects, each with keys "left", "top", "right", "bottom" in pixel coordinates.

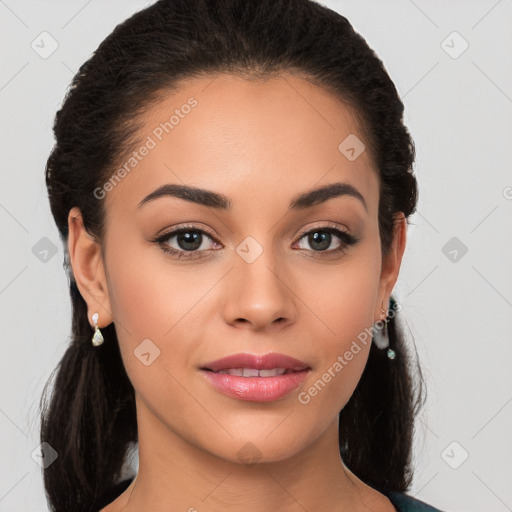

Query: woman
[{"left": 39, "top": 0, "right": 445, "bottom": 510}]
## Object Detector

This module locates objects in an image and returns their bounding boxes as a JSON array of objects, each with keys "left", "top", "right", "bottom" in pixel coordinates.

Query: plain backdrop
[{"left": 1, "top": 1, "right": 511, "bottom": 511}]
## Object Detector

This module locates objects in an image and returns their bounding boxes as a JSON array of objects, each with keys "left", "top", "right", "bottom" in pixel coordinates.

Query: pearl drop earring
[
  {"left": 91, "top": 312, "right": 104, "bottom": 346},
  {"left": 372, "top": 304, "right": 395, "bottom": 360}
]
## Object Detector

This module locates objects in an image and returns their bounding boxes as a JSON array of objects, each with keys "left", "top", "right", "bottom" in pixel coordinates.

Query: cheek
[
  {"left": 106, "top": 240, "right": 208, "bottom": 339},
  {"left": 105, "top": 258, "right": 202, "bottom": 423},
  {"left": 296, "top": 302, "right": 373, "bottom": 426},
  {"left": 104, "top": 244, "right": 221, "bottom": 383},
  {"left": 294, "top": 252, "right": 381, "bottom": 412},
  {"left": 298, "top": 250, "right": 381, "bottom": 345}
]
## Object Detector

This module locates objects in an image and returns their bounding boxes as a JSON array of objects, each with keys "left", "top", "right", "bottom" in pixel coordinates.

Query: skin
[{"left": 68, "top": 72, "right": 406, "bottom": 511}]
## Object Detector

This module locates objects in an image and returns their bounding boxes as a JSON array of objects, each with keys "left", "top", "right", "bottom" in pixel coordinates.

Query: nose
[{"left": 222, "top": 245, "right": 298, "bottom": 332}]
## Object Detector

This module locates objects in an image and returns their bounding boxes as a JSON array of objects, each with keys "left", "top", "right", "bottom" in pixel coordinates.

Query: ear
[
  {"left": 67, "top": 206, "right": 113, "bottom": 328},
  {"left": 375, "top": 211, "right": 407, "bottom": 320}
]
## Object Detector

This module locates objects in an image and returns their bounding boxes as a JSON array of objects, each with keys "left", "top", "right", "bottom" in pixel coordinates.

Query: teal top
[
  {"left": 384, "top": 490, "right": 446, "bottom": 511},
  {"left": 98, "top": 478, "right": 446, "bottom": 511}
]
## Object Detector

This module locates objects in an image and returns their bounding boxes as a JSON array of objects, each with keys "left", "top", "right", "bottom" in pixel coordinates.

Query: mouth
[{"left": 199, "top": 353, "right": 311, "bottom": 402}]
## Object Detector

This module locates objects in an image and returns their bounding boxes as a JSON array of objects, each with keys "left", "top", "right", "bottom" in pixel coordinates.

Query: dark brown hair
[{"left": 40, "top": 1, "right": 424, "bottom": 510}]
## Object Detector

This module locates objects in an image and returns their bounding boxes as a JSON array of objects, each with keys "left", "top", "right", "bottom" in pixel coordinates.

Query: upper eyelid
[
  {"left": 159, "top": 225, "right": 219, "bottom": 243},
  {"left": 295, "top": 222, "right": 351, "bottom": 239}
]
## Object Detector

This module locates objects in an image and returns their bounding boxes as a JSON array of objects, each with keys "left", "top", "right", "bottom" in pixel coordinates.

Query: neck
[{"left": 108, "top": 399, "right": 393, "bottom": 512}]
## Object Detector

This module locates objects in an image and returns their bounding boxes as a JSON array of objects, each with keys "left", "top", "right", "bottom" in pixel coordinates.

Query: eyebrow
[{"left": 137, "top": 181, "right": 367, "bottom": 212}]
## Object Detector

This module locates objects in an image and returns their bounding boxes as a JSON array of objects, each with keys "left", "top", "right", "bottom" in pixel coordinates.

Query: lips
[
  {"left": 201, "top": 352, "right": 310, "bottom": 374},
  {"left": 199, "top": 353, "right": 309, "bottom": 402},
  {"left": 200, "top": 353, "right": 311, "bottom": 401}
]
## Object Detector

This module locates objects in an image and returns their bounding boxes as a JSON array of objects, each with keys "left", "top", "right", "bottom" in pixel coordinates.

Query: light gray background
[{"left": 1, "top": 1, "right": 511, "bottom": 511}]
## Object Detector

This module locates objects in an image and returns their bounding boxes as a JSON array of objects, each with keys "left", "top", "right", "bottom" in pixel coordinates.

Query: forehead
[{"left": 104, "top": 72, "right": 379, "bottom": 217}]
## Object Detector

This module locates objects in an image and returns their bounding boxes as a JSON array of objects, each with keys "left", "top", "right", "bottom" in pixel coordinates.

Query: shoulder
[{"left": 385, "top": 490, "right": 447, "bottom": 512}]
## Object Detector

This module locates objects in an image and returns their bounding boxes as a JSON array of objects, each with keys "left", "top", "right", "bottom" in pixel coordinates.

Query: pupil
[
  {"left": 309, "top": 231, "right": 330, "bottom": 251},
  {"left": 178, "top": 232, "right": 201, "bottom": 251}
]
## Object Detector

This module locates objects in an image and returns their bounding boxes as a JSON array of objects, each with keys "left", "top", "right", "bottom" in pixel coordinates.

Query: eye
[
  {"left": 293, "top": 224, "right": 359, "bottom": 256},
  {"left": 152, "top": 225, "right": 220, "bottom": 259}
]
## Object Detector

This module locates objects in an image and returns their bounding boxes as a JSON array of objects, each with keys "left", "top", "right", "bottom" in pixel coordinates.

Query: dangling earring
[
  {"left": 372, "top": 305, "right": 395, "bottom": 360},
  {"left": 91, "top": 312, "right": 104, "bottom": 347}
]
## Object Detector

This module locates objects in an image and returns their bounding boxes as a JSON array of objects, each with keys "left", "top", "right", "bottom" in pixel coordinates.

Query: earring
[
  {"left": 372, "top": 304, "right": 396, "bottom": 360},
  {"left": 91, "top": 312, "right": 104, "bottom": 347}
]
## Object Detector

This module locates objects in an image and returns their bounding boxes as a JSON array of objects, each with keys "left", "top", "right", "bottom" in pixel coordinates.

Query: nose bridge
[{"left": 225, "top": 232, "right": 296, "bottom": 328}]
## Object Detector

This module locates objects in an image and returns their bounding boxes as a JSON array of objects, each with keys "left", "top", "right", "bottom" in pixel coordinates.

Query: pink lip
[
  {"left": 202, "top": 352, "right": 310, "bottom": 372},
  {"left": 200, "top": 352, "right": 311, "bottom": 402}
]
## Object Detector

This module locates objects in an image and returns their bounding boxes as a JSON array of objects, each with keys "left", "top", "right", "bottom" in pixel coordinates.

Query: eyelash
[{"left": 151, "top": 223, "right": 359, "bottom": 260}]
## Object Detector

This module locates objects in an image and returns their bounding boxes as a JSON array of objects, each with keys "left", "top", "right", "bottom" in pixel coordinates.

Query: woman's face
[{"left": 72, "top": 72, "right": 405, "bottom": 466}]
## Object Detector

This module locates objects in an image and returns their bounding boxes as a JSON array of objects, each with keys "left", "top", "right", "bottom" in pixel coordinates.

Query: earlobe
[{"left": 67, "top": 206, "right": 113, "bottom": 328}]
